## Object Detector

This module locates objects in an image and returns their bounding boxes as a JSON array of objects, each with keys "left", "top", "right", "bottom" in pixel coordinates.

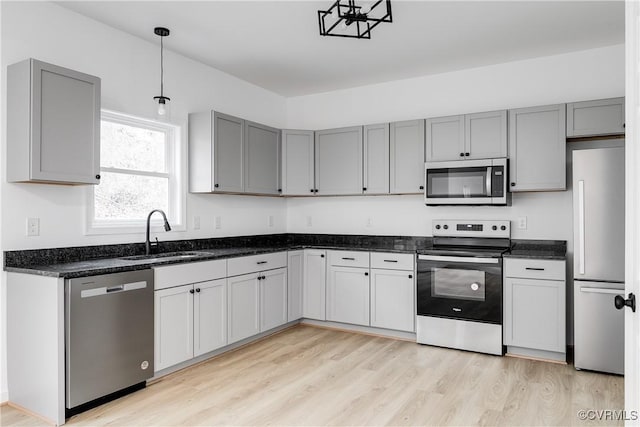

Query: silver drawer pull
[
  {"left": 525, "top": 267, "right": 545, "bottom": 271},
  {"left": 256, "top": 261, "right": 267, "bottom": 265},
  {"left": 383, "top": 260, "right": 398, "bottom": 263},
  {"left": 342, "top": 257, "right": 356, "bottom": 260}
]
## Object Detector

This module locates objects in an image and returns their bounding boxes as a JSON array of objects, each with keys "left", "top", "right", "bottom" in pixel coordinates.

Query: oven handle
[
  {"left": 418, "top": 254, "right": 500, "bottom": 264},
  {"left": 486, "top": 166, "right": 492, "bottom": 196}
]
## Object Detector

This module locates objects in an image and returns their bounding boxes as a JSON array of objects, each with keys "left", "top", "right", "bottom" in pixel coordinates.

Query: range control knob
[
  {"left": 500, "top": 225, "right": 507, "bottom": 231},
  {"left": 435, "top": 225, "right": 441, "bottom": 230},
  {"left": 443, "top": 225, "right": 449, "bottom": 230},
  {"left": 492, "top": 225, "right": 497, "bottom": 231}
]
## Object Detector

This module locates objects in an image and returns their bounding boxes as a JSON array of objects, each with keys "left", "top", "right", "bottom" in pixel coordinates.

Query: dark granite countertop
[
  {"left": 4, "top": 234, "right": 567, "bottom": 278},
  {"left": 504, "top": 239, "right": 567, "bottom": 260}
]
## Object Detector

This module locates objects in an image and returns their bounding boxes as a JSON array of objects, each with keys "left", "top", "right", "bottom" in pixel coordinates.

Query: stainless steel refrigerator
[{"left": 573, "top": 146, "right": 625, "bottom": 374}]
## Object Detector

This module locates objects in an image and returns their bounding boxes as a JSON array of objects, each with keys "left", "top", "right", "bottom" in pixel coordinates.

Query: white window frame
[{"left": 85, "top": 109, "right": 186, "bottom": 235}]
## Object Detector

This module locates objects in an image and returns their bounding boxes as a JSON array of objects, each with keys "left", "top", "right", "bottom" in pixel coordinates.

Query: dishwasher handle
[
  {"left": 81, "top": 281, "right": 148, "bottom": 298},
  {"left": 580, "top": 287, "right": 624, "bottom": 295}
]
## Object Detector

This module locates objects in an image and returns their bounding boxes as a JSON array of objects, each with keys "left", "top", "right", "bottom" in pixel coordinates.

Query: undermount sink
[{"left": 122, "top": 251, "right": 208, "bottom": 262}]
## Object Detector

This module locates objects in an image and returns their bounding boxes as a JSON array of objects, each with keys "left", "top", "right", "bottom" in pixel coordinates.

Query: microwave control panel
[{"left": 432, "top": 220, "right": 511, "bottom": 238}]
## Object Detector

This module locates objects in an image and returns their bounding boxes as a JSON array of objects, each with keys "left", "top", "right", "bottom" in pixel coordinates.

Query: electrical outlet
[
  {"left": 517, "top": 216, "right": 527, "bottom": 230},
  {"left": 215, "top": 216, "right": 222, "bottom": 230},
  {"left": 366, "top": 217, "right": 373, "bottom": 228},
  {"left": 193, "top": 216, "right": 201, "bottom": 230},
  {"left": 306, "top": 216, "right": 312, "bottom": 227},
  {"left": 268, "top": 215, "right": 274, "bottom": 228},
  {"left": 26, "top": 217, "right": 40, "bottom": 236}
]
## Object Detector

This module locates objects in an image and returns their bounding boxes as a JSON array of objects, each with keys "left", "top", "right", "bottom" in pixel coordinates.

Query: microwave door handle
[{"left": 486, "top": 166, "right": 492, "bottom": 196}]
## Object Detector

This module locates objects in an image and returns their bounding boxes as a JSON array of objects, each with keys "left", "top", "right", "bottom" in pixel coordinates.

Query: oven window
[
  {"left": 427, "top": 168, "right": 489, "bottom": 198},
  {"left": 432, "top": 268, "right": 486, "bottom": 301}
]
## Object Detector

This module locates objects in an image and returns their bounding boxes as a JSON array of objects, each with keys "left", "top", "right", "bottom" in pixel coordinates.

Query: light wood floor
[{"left": 2, "top": 325, "right": 624, "bottom": 426}]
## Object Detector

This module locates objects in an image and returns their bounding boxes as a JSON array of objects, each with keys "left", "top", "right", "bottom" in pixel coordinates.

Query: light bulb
[{"left": 158, "top": 102, "right": 166, "bottom": 116}]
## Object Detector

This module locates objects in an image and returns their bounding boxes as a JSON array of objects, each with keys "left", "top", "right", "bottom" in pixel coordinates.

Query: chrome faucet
[{"left": 146, "top": 209, "right": 172, "bottom": 255}]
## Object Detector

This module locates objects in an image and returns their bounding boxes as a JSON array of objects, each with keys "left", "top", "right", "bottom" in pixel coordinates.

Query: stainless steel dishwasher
[{"left": 65, "top": 269, "right": 154, "bottom": 414}]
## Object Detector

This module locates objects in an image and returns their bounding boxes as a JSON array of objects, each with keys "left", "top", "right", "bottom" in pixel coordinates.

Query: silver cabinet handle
[{"left": 418, "top": 254, "right": 499, "bottom": 264}]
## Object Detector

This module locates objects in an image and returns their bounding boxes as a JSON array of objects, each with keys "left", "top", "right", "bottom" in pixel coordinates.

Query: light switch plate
[
  {"left": 193, "top": 216, "right": 201, "bottom": 230},
  {"left": 26, "top": 217, "right": 40, "bottom": 236},
  {"left": 215, "top": 216, "right": 222, "bottom": 230},
  {"left": 517, "top": 216, "right": 527, "bottom": 230}
]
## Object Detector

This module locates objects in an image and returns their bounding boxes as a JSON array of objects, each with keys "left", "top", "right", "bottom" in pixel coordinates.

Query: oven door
[{"left": 417, "top": 254, "right": 502, "bottom": 324}]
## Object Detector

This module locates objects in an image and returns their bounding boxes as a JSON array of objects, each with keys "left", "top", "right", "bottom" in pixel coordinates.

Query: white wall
[
  {"left": 285, "top": 44, "right": 624, "bottom": 241},
  {"left": 0, "top": 1, "right": 288, "bottom": 252}
]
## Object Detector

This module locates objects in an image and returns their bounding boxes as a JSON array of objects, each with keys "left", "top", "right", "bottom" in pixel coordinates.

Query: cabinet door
[
  {"left": 363, "top": 123, "right": 390, "bottom": 194},
  {"left": 214, "top": 112, "right": 244, "bottom": 192},
  {"left": 504, "top": 277, "right": 565, "bottom": 352},
  {"left": 509, "top": 104, "right": 566, "bottom": 192},
  {"left": 465, "top": 110, "right": 507, "bottom": 159},
  {"left": 425, "top": 115, "right": 464, "bottom": 162},
  {"left": 244, "top": 121, "right": 281, "bottom": 195},
  {"left": 327, "top": 266, "right": 370, "bottom": 326},
  {"left": 303, "top": 250, "right": 327, "bottom": 320},
  {"left": 194, "top": 279, "right": 227, "bottom": 357},
  {"left": 8, "top": 59, "right": 101, "bottom": 184},
  {"left": 370, "top": 269, "right": 415, "bottom": 332},
  {"left": 567, "top": 98, "right": 625, "bottom": 137},
  {"left": 390, "top": 119, "right": 425, "bottom": 194},
  {"left": 260, "top": 267, "right": 288, "bottom": 331},
  {"left": 227, "top": 273, "right": 260, "bottom": 344},
  {"left": 287, "top": 251, "right": 304, "bottom": 322},
  {"left": 282, "top": 130, "right": 315, "bottom": 196},
  {"left": 315, "top": 126, "right": 363, "bottom": 195},
  {"left": 154, "top": 285, "right": 193, "bottom": 371}
]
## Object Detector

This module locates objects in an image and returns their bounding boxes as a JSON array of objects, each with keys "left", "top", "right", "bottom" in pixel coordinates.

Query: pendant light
[{"left": 153, "top": 27, "right": 171, "bottom": 121}]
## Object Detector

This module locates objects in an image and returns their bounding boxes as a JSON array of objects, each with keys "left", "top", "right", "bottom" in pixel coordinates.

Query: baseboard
[
  {"left": 7, "top": 401, "right": 55, "bottom": 425},
  {"left": 1, "top": 391, "right": 8, "bottom": 404},
  {"left": 300, "top": 319, "right": 417, "bottom": 341}
]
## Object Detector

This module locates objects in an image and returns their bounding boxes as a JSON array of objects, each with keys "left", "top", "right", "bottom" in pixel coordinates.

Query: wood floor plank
[{"left": 4, "top": 325, "right": 624, "bottom": 426}]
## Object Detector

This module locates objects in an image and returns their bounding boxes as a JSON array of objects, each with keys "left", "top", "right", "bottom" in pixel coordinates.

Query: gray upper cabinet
[
  {"left": 567, "top": 97, "right": 625, "bottom": 137},
  {"left": 189, "top": 111, "right": 281, "bottom": 195},
  {"left": 315, "top": 126, "right": 363, "bottom": 195},
  {"left": 7, "top": 58, "right": 101, "bottom": 184},
  {"left": 281, "top": 130, "right": 315, "bottom": 196},
  {"left": 426, "top": 110, "right": 507, "bottom": 162},
  {"left": 425, "top": 115, "right": 464, "bottom": 162},
  {"left": 465, "top": 110, "right": 508, "bottom": 159},
  {"left": 390, "top": 119, "right": 425, "bottom": 194},
  {"left": 244, "top": 120, "right": 281, "bottom": 195},
  {"left": 363, "top": 123, "right": 390, "bottom": 195},
  {"left": 509, "top": 104, "right": 566, "bottom": 192}
]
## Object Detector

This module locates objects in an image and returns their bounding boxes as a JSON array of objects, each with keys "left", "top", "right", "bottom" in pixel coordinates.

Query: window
[{"left": 87, "top": 110, "right": 184, "bottom": 234}]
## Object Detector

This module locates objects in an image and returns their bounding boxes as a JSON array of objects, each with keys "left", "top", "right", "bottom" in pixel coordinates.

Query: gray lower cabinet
[
  {"left": 327, "top": 266, "right": 370, "bottom": 326},
  {"left": 227, "top": 272, "right": 260, "bottom": 344},
  {"left": 567, "top": 97, "right": 625, "bottom": 137},
  {"left": 363, "top": 123, "right": 390, "bottom": 194},
  {"left": 287, "top": 251, "right": 304, "bottom": 321},
  {"left": 282, "top": 130, "right": 315, "bottom": 195},
  {"left": 390, "top": 119, "right": 426, "bottom": 194},
  {"left": 426, "top": 110, "right": 507, "bottom": 162},
  {"left": 259, "top": 267, "right": 288, "bottom": 331},
  {"left": 7, "top": 58, "right": 101, "bottom": 184},
  {"left": 154, "top": 279, "right": 227, "bottom": 372},
  {"left": 370, "top": 269, "right": 414, "bottom": 332},
  {"left": 508, "top": 104, "right": 566, "bottom": 192},
  {"left": 244, "top": 120, "right": 281, "bottom": 195},
  {"left": 302, "top": 250, "right": 327, "bottom": 320},
  {"left": 315, "top": 126, "right": 363, "bottom": 195},
  {"left": 503, "top": 258, "right": 566, "bottom": 361}
]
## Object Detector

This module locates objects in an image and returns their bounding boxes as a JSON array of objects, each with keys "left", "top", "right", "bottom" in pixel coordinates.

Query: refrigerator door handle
[
  {"left": 578, "top": 180, "right": 585, "bottom": 275},
  {"left": 580, "top": 287, "right": 623, "bottom": 295}
]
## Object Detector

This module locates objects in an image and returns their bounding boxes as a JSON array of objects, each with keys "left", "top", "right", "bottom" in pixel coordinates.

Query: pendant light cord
[{"left": 160, "top": 34, "right": 164, "bottom": 97}]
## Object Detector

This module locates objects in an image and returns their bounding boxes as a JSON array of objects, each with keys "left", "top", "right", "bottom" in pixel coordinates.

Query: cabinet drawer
[
  {"left": 328, "top": 250, "right": 369, "bottom": 268},
  {"left": 154, "top": 259, "right": 227, "bottom": 290},
  {"left": 370, "top": 252, "right": 414, "bottom": 270},
  {"left": 504, "top": 258, "right": 565, "bottom": 281},
  {"left": 227, "top": 252, "right": 287, "bottom": 277}
]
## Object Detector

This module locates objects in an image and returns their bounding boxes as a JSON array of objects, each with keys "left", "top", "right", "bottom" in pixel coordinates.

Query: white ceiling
[{"left": 57, "top": 0, "right": 624, "bottom": 97}]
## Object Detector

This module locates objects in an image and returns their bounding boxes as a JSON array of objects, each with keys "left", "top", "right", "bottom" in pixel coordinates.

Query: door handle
[
  {"left": 614, "top": 293, "right": 636, "bottom": 312},
  {"left": 578, "top": 180, "right": 585, "bottom": 275}
]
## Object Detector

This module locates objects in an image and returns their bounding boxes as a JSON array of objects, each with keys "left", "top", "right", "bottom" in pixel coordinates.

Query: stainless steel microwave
[{"left": 424, "top": 158, "right": 511, "bottom": 206}]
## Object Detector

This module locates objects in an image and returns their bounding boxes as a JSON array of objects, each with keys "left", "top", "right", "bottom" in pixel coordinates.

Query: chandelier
[{"left": 318, "top": 0, "right": 392, "bottom": 39}]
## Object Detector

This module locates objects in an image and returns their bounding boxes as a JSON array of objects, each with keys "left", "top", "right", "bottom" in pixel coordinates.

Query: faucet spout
[{"left": 146, "top": 209, "right": 171, "bottom": 255}]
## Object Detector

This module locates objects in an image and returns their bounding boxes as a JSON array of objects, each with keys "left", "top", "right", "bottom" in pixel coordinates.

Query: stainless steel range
[{"left": 416, "top": 219, "right": 511, "bottom": 355}]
